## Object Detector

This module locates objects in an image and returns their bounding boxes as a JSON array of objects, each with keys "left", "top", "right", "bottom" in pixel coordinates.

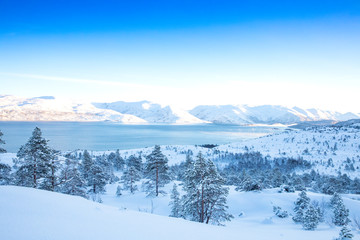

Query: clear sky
[{"left": 1, "top": 0, "right": 360, "bottom": 112}]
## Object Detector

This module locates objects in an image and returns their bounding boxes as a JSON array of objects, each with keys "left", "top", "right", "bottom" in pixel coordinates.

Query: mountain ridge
[{"left": 0, "top": 95, "right": 359, "bottom": 125}]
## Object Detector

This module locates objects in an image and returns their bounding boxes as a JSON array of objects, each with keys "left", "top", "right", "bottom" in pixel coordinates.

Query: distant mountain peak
[{"left": 0, "top": 95, "right": 359, "bottom": 124}]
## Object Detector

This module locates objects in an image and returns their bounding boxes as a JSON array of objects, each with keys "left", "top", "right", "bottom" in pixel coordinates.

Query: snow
[
  {"left": 1, "top": 185, "right": 360, "bottom": 240},
  {"left": 190, "top": 104, "right": 360, "bottom": 125},
  {"left": 1, "top": 94, "right": 359, "bottom": 124},
  {"left": 2, "top": 123, "right": 360, "bottom": 239}
]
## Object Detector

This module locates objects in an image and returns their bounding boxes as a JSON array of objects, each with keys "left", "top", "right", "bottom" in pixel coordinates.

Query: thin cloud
[{"left": 0, "top": 72, "right": 152, "bottom": 89}]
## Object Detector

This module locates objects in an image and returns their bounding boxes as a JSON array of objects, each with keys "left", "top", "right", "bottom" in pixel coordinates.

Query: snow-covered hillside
[
  {"left": 190, "top": 104, "right": 360, "bottom": 125},
  {"left": 93, "top": 100, "right": 206, "bottom": 124},
  {"left": 1, "top": 94, "right": 359, "bottom": 124},
  {"left": 1, "top": 185, "right": 359, "bottom": 240},
  {"left": 0, "top": 95, "right": 145, "bottom": 123}
]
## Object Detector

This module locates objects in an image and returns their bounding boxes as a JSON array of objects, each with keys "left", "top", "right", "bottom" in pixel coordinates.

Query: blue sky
[{"left": 1, "top": 0, "right": 360, "bottom": 111}]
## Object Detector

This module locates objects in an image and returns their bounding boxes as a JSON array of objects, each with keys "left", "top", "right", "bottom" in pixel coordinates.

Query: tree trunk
[
  {"left": 33, "top": 157, "right": 37, "bottom": 188},
  {"left": 200, "top": 184, "right": 204, "bottom": 223},
  {"left": 156, "top": 163, "right": 159, "bottom": 196}
]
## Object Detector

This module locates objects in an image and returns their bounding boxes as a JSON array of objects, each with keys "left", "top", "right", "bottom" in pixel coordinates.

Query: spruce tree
[
  {"left": 0, "top": 130, "right": 6, "bottom": 153},
  {"left": 182, "top": 152, "right": 233, "bottom": 225},
  {"left": 302, "top": 204, "right": 320, "bottom": 230},
  {"left": 15, "top": 127, "right": 57, "bottom": 188},
  {"left": 335, "top": 226, "right": 353, "bottom": 240},
  {"left": 143, "top": 145, "right": 170, "bottom": 196},
  {"left": 169, "top": 183, "right": 182, "bottom": 218},
  {"left": 121, "top": 166, "right": 141, "bottom": 194},
  {"left": 293, "top": 190, "right": 310, "bottom": 223},
  {"left": 330, "top": 193, "right": 350, "bottom": 226}
]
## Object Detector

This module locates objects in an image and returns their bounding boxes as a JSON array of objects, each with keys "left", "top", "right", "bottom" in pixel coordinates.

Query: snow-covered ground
[{"left": 1, "top": 185, "right": 359, "bottom": 240}]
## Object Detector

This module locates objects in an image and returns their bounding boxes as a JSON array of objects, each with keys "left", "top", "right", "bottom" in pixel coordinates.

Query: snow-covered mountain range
[{"left": 0, "top": 95, "right": 359, "bottom": 124}]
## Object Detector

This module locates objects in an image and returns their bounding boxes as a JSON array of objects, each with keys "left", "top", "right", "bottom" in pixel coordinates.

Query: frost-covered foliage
[
  {"left": 169, "top": 183, "right": 182, "bottom": 218},
  {"left": 121, "top": 166, "right": 141, "bottom": 194},
  {"left": 108, "top": 150, "right": 125, "bottom": 171},
  {"left": 0, "top": 163, "right": 11, "bottom": 185},
  {"left": 273, "top": 206, "right": 289, "bottom": 218},
  {"left": 182, "top": 152, "right": 233, "bottom": 225},
  {"left": 14, "top": 127, "right": 59, "bottom": 189},
  {"left": 302, "top": 204, "right": 320, "bottom": 230},
  {"left": 330, "top": 193, "right": 351, "bottom": 226},
  {"left": 143, "top": 145, "right": 170, "bottom": 197},
  {"left": 0, "top": 130, "right": 6, "bottom": 153},
  {"left": 293, "top": 190, "right": 310, "bottom": 223},
  {"left": 59, "top": 158, "right": 87, "bottom": 198},
  {"left": 87, "top": 165, "right": 108, "bottom": 195},
  {"left": 335, "top": 226, "right": 354, "bottom": 240},
  {"left": 116, "top": 185, "right": 122, "bottom": 197}
]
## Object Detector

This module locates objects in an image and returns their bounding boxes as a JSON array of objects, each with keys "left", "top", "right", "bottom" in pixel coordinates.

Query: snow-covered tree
[
  {"left": 121, "top": 166, "right": 141, "bottom": 194},
  {"left": 143, "top": 145, "right": 170, "bottom": 196},
  {"left": 293, "top": 190, "right": 310, "bottom": 223},
  {"left": 59, "top": 159, "right": 87, "bottom": 198},
  {"left": 79, "top": 150, "right": 93, "bottom": 182},
  {"left": 182, "top": 152, "right": 233, "bottom": 225},
  {"left": 109, "top": 150, "right": 125, "bottom": 171},
  {"left": 126, "top": 155, "right": 143, "bottom": 174},
  {"left": 0, "top": 163, "right": 11, "bottom": 185},
  {"left": 0, "top": 130, "right": 6, "bottom": 153},
  {"left": 96, "top": 154, "right": 117, "bottom": 183},
  {"left": 87, "top": 165, "right": 108, "bottom": 195},
  {"left": 15, "top": 127, "right": 58, "bottom": 189},
  {"left": 116, "top": 185, "right": 122, "bottom": 197},
  {"left": 169, "top": 183, "right": 182, "bottom": 218},
  {"left": 330, "top": 193, "right": 350, "bottom": 226},
  {"left": 335, "top": 226, "right": 353, "bottom": 240},
  {"left": 302, "top": 204, "right": 320, "bottom": 230}
]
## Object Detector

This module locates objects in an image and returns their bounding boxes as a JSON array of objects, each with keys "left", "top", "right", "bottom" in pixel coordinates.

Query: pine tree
[
  {"left": 126, "top": 155, "right": 143, "bottom": 173},
  {"left": 0, "top": 163, "right": 11, "bottom": 185},
  {"left": 110, "top": 150, "right": 125, "bottom": 171},
  {"left": 15, "top": 127, "right": 57, "bottom": 188},
  {"left": 143, "top": 145, "right": 170, "bottom": 196},
  {"left": 79, "top": 150, "right": 93, "bottom": 182},
  {"left": 59, "top": 159, "right": 87, "bottom": 198},
  {"left": 182, "top": 152, "right": 233, "bottom": 225},
  {"left": 335, "top": 226, "right": 353, "bottom": 240},
  {"left": 169, "top": 183, "right": 182, "bottom": 218},
  {"left": 293, "top": 190, "right": 310, "bottom": 223},
  {"left": 330, "top": 193, "right": 350, "bottom": 226},
  {"left": 87, "top": 165, "right": 108, "bottom": 195},
  {"left": 96, "top": 154, "right": 116, "bottom": 183},
  {"left": 302, "top": 204, "right": 320, "bottom": 230},
  {"left": 0, "top": 130, "right": 6, "bottom": 153},
  {"left": 121, "top": 166, "right": 141, "bottom": 194}
]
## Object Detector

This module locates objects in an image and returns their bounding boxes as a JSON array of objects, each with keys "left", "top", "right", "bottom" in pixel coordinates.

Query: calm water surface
[{"left": 0, "top": 122, "right": 284, "bottom": 152}]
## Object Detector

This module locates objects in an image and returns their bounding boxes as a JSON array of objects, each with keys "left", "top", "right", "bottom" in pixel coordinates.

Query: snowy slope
[
  {"left": 190, "top": 104, "right": 360, "bottom": 125},
  {"left": 0, "top": 95, "right": 146, "bottom": 123},
  {"left": 93, "top": 100, "right": 207, "bottom": 124},
  {"left": 0, "top": 186, "right": 235, "bottom": 240},
  {"left": 2, "top": 185, "right": 359, "bottom": 240}
]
